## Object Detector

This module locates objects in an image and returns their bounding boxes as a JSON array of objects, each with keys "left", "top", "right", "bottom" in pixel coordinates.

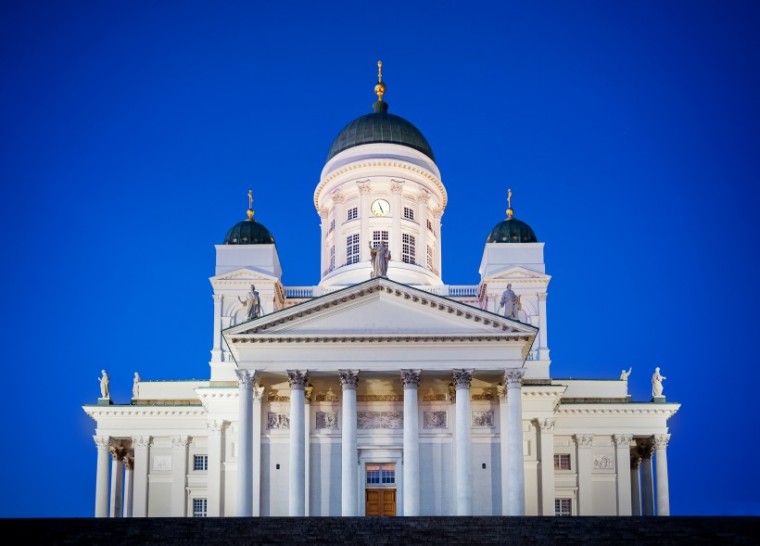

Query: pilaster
[
  {"left": 614, "top": 434, "right": 633, "bottom": 515},
  {"left": 171, "top": 435, "right": 190, "bottom": 517},
  {"left": 132, "top": 436, "right": 149, "bottom": 518},
  {"left": 538, "top": 418, "right": 556, "bottom": 516},
  {"left": 574, "top": 434, "right": 594, "bottom": 515}
]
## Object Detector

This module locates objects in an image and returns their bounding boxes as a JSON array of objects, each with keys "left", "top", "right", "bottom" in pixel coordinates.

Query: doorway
[{"left": 364, "top": 463, "right": 397, "bottom": 517}]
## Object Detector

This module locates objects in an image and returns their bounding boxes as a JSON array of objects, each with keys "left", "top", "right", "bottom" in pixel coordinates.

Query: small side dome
[
  {"left": 223, "top": 219, "right": 275, "bottom": 245},
  {"left": 486, "top": 188, "right": 538, "bottom": 243},
  {"left": 486, "top": 217, "right": 537, "bottom": 243},
  {"left": 223, "top": 190, "right": 276, "bottom": 245}
]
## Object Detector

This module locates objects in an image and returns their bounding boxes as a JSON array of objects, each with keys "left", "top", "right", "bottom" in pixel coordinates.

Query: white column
[
  {"left": 109, "top": 445, "right": 125, "bottom": 518},
  {"left": 211, "top": 294, "right": 223, "bottom": 362},
  {"left": 614, "top": 434, "right": 633, "bottom": 515},
  {"left": 506, "top": 369, "right": 526, "bottom": 515},
  {"left": 207, "top": 422, "right": 224, "bottom": 517},
  {"left": 639, "top": 442, "right": 655, "bottom": 516},
  {"left": 252, "top": 384, "right": 264, "bottom": 516},
  {"left": 288, "top": 370, "right": 308, "bottom": 516},
  {"left": 132, "top": 436, "right": 149, "bottom": 517},
  {"left": 123, "top": 456, "right": 134, "bottom": 517},
  {"left": 497, "top": 385, "right": 509, "bottom": 515},
  {"left": 390, "top": 181, "right": 404, "bottom": 261},
  {"left": 654, "top": 434, "right": 671, "bottom": 516},
  {"left": 319, "top": 207, "right": 329, "bottom": 276},
  {"left": 575, "top": 434, "right": 593, "bottom": 515},
  {"left": 538, "top": 418, "right": 556, "bottom": 516},
  {"left": 631, "top": 453, "right": 642, "bottom": 516},
  {"left": 171, "top": 436, "right": 189, "bottom": 516},
  {"left": 304, "top": 385, "right": 313, "bottom": 516},
  {"left": 339, "top": 370, "right": 359, "bottom": 516},
  {"left": 537, "top": 293, "right": 549, "bottom": 360},
  {"left": 401, "top": 369, "right": 421, "bottom": 516},
  {"left": 94, "top": 436, "right": 110, "bottom": 517},
  {"left": 453, "top": 369, "right": 473, "bottom": 516},
  {"left": 236, "top": 369, "right": 254, "bottom": 517}
]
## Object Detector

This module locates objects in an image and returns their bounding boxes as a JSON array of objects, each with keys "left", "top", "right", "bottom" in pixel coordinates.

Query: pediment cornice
[{"left": 225, "top": 278, "right": 537, "bottom": 341}]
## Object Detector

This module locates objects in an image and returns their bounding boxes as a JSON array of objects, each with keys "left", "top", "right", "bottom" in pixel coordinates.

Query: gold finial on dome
[
  {"left": 506, "top": 188, "right": 514, "bottom": 219},
  {"left": 247, "top": 189, "right": 254, "bottom": 220},
  {"left": 374, "top": 60, "right": 386, "bottom": 102}
]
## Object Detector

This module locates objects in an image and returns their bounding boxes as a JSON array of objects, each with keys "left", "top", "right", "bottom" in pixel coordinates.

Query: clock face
[{"left": 371, "top": 199, "right": 390, "bottom": 217}]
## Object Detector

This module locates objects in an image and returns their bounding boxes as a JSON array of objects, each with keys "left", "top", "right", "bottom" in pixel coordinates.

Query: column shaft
[
  {"left": 654, "top": 435, "right": 671, "bottom": 516},
  {"left": 132, "top": 438, "right": 149, "bottom": 517},
  {"left": 109, "top": 447, "right": 125, "bottom": 518},
  {"left": 640, "top": 448, "right": 655, "bottom": 516},
  {"left": 94, "top": 437, "right": 110, "bottom": 517},
  {"left": 402, "top": 370, "right": 421, "bottom": 516},
  {"left": 506, "top": 369, "right": 526, "bottom": 515},
  {"left": 453, "top": 369, "right": 472, "bottom": 516},
  {"left": 288, "top": 370, "right": 307, "bottom": 516},
  {"left": 614, "top": 435, "right": 633, "bottom": 515},
  {"left": 498, "top": 387, "right": 509, "bottom": 515},
  {"left": 252, "top": 385, "right": 263, "bottom": 516},
  {"left": 340, "top": 370, "right": 359, "bottom": 516},
  {"left": 236, "top": 370, "right": 254, "bottom": 516},
  {"left": 123, "top": 459, "right": 134, "bottom": 517}
]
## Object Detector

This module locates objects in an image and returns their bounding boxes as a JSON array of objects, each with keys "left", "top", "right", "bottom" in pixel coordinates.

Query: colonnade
[
  {"left": 630, "top": 435, "right": 672, "bottom": 516},
  {"left": 234, "top": 367, "right": 527, "bottom": 517}
]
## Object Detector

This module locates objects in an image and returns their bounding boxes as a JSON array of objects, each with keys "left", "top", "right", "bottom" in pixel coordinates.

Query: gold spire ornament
[
  {"left": 247, "top": 189, "right": 254, "bottom": 220},
  {"left": 374, "top": 60, "right": 385, "bottom": 102},
  {"left": 506, "top": 188, "right": 514, "bottom": 219}
]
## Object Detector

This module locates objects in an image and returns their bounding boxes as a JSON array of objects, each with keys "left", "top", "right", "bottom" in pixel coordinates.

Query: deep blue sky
[{"left": 1, "top": 1, "right": 758, "bottom": 517}]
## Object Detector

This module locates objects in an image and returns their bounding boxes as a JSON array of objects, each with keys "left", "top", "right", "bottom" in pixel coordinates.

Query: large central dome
[{"left": 326, "top": 106, "right": 435, "bottom": 162}]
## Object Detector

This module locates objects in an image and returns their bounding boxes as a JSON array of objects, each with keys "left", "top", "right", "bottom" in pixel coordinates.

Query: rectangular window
[
  {"left": 427, "top": 218, "right": 433, "bottom": 232},
  {"left": 347, "top": 207, "right": 358, "bottom": 221},
  {"left": 426, "top": 245, "right": 434, "bottom": 271},
  {"left": 329, "top": 218, "right": 335, "bottom": 233},
  {"left": 346, "top": 234, "right": 360, "bottom": 265},
  {"left": 404, "top": 207, "right": 415, "bottom": 220},
  {"left": 366, "top": 463, "right": 396, "bottom": 485},
  {"left": 402, "top": 233, "right": 416, "bottom": 264},
  {"left": 329, "top": 245, "right": 335, "bottom": 272},
  {"left": 192, "top": 498, "right": 208, "bottom": 517},
  {"left": 555, "top": 498, "right": 572, "bottom": 516},
  {"left": 193, "top": 454, "right": 208, "bottom": 471},
  {"left": 554, "top": 454, "right": 571, "bottom": 470},
  {"left": 372, "top": 230, "right": 389, "bottom": 246}
]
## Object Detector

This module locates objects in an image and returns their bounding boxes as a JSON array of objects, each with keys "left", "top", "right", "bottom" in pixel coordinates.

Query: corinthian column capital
[
  {"left": 338, "top": 370, "right": 359, "bottom": 389},
  {"left": 401, "top": 369, "right": 422, "bottom": 388},
  {"left": 452, "top": 369, "right": 473, "bottom": 388},
  {"left": 287, "top": 370, "right": 308, "bottom": 389},
  {"left": 505, "top": 368, "right": 525, "bottom": 388},
  {"left": 653, "top": 434, "right": 670, "bottom": 449}
]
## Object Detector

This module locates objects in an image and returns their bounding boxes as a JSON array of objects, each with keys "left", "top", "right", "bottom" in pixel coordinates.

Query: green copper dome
[
  {"left": 327, "top": 100, "right": 435, "bottom": 162},
  {"left": 486, "top": 217, "right": 538, "bottom": 243},
  {"left": 223, "top": 219, "right": 275, "bottom": 245}
]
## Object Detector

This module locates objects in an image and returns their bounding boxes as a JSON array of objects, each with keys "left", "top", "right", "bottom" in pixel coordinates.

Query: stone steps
[{"left": 3, "top": 516, "right": 758, "bottom": 545}]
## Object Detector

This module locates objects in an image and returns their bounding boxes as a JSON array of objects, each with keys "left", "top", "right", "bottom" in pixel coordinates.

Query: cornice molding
[
  {"left": 315, "top": 160, "right": 446, "bottom": 210},
  {"left": 556, "top": 405, "right": 680, "bottom": 417},
  {"left": 84, "top": 407, "right": 207, "bottom": 418}
]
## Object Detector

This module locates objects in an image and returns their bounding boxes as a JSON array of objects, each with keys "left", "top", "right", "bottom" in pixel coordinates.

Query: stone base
[
  {"left": 97, "top": 398, "right": 113, "bottom": 406},
  {"left": 652, "top": 396, "right": 666, "bottom": 404}
]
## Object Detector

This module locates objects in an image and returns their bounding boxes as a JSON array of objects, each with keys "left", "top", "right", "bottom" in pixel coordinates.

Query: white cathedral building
[{"left": 84, "top": 63, "right": 679, "bottom": 519}]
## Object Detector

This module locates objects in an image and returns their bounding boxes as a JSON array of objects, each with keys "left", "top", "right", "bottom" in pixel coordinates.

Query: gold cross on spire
[
  {"left": 506, "top": 188, "right": 514, "bottom": 219},
  {"left": 247, "top": 189, "right": 254, "bottom": 220},
  {"left": 375, "top": 60, "right": 386, "bottom": 102}
]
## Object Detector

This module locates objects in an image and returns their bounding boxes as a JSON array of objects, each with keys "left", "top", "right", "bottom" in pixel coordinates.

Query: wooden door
[{"left": 365, "top": 489, "right": 396, "bottom": 517}]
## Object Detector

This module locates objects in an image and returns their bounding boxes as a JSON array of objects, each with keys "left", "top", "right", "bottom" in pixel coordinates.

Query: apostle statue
[
  {"left": 498, "top": 284, "right": 519, "bottom": 319},
  {"left": 620, "top": 367, "right": 632, "bottom": 381},
  {"left": 651, "top": 367, "right": 666, "bottom": 398},
  {"left": 369, "top": 241, "right": 391, "bottom": 278},
  {"left": 99, "top": 369, "right": 110, "bottom": 399},
  {"left": 133, "top": 372, "right": 141, "bottom": 399},
  {"left": 238, "top": 284, "right": 262, "bottom": 320}
]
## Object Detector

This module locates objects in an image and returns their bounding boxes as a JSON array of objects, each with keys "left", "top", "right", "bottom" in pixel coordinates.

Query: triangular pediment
[
  {"left": 223, "top": 278, "right": 537, "bottom": 341},
  {"left": 483, "top": 266, "right": 551, "bottom": 282},
  {"left": 210, "top": 267, "right": 279, "bottom": 285}
]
